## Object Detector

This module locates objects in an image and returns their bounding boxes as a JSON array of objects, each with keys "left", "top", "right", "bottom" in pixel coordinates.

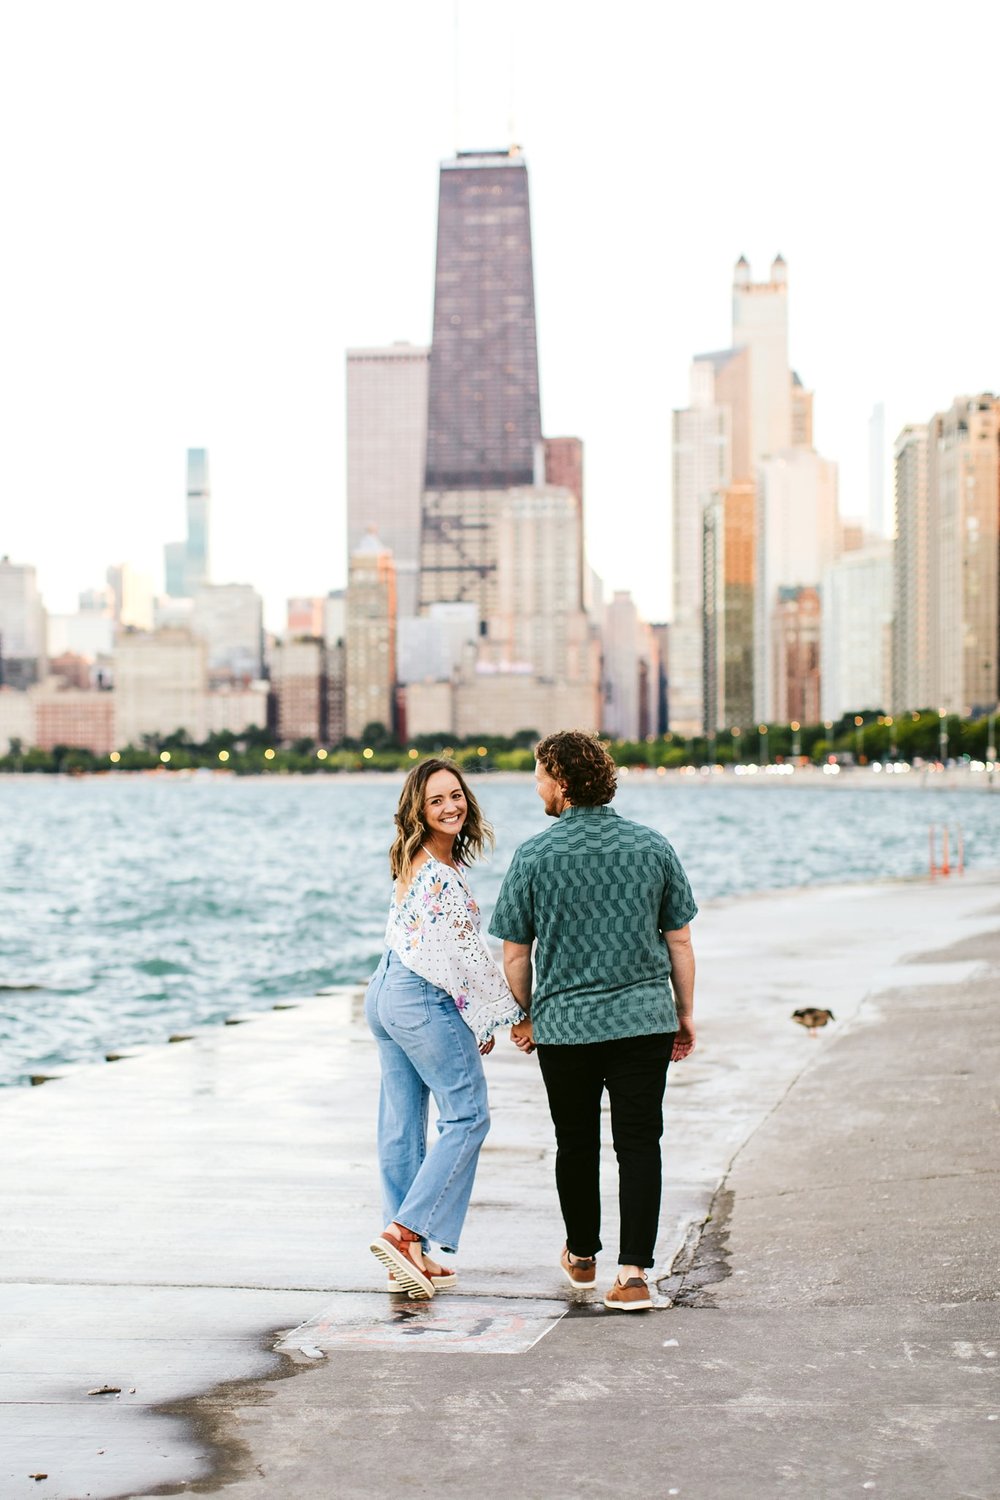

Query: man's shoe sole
[
  {"left": 602, "top": 1293, "right": 654, "bottom": 1311},
  {"left": 562, "top": 1266, "right": 597, "bottom": 1288}
]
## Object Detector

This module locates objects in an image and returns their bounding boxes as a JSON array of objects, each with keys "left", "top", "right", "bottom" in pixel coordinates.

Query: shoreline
[
  {"left": 2, "top": 871, "right": 997, "bottom": 1497},
  {"left": 2, "top": 765, "right": 999, "bottom": 790},
  {"left": 4, "top": 862, "right": 999, "bottom": 1093}
]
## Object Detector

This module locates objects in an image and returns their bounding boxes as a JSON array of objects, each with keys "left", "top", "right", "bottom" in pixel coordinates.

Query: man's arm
[
  {"left": 663, "top": 924, "right": 695, "bottom": 1060},
  {"left": 503, "top": 940, "right": 535, "bottom": 1053}
]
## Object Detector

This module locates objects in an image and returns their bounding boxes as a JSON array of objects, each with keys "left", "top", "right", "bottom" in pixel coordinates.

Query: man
[{"left": 489, "top": 730, "right": 697, "bottom": 1311}]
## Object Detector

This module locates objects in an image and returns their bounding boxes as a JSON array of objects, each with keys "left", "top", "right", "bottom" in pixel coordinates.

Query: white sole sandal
[
  {"left": 386, "top": 1269, "right": 457, "bottom": 1292},
  {"left": 369, "top": 1232, "right": 435, "bottom": 1300}
]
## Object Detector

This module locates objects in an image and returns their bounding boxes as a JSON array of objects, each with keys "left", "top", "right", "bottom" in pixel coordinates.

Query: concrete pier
[{"left": 1, "top": 872, "right": 997, "bottom": 1498}]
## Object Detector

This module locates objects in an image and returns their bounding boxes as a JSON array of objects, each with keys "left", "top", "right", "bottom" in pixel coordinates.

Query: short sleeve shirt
[{"left": 488, "top": 804, "right": 697, "bottom": 1045}]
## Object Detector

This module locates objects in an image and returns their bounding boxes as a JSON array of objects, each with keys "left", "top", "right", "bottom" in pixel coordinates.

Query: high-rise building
[
  {"left": 191, "top": 583, "right": 263, "bottom": 683},
  {"left": 672, "top": 257, "right": 808, "bottom": 736},
  {"left": 544, "top": 436, "right": 585, "bottom": 598},
  {"left": 771, "top": 586, "right": 822, "bottom": 727},
  {"left": 671, "top": 392, "right": 731, "bottom": 735},
  {"left": 892, "top": 424, "right": 931, "bottom": 713},
  {"left": 732, "top": 254, "right": 793, "bottom": 466},
  {"left": 419, "top": 147, "right": 543, "bottom": 621},
  {"left": 489, "top": 486, "right": 591, "bottom": 682},
  {"left": 0, "top": 684, "right": 35, "bottom": 749},
  {"left": 270, "top": 639, "right": 327, "bottom": 745},
  {"left": 754, "top": 449, "right": 839, "bottom": 721},
  {"left": 424, "top": 149, "right": 541, "bottom": 493},
  {"left": 164, "top": 448, "right": 211, "bottom": 598},
  {"left": 346, "top": 344, "right": 429, "bottom": 620},
  {"left": 114, "top": 629, "right": 207, "bottom": 746},
  {"left": 32, "top": 683, "right": 115, "bottom": 755},
  {"left": 703, "top": 482, "right": 755, "bottom": 735},
  {"left": 345, "top": 533, "right": 397, "bottom": 740},
  {"left": 106, "top": 563, "right": 154, "bottom": 632},
  {"left": 926, "top": 395, "right": 1000, "bottom": 715},
  {"left": 323, "top": 590, "right": 347, "bottom": 649},
  {"left": 47, "top": 611, "right": 115, "bottom": 663},
  {"left": 602, "top": 591, "right": 644, "bottom": 740},
  {"left": 398, "top": 602, "right": 478, "bottom": 686},
  {"left": 0, "top": 557, "right": 47, "bottom": 689},
  {"left": 821, "top": 541, "right": 894, "bottom": 722},
  {"left": 286, "top": 597, "right": 327, "bottom": 638}
]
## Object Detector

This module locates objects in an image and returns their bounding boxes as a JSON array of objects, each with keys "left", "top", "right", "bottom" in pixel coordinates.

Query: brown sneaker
[
  {"left": 603, "top": 1275, "right": 653, "bottom": 1311},
  {"left": 560, "top": 1245, "right": 597, "bottom": 1288}
]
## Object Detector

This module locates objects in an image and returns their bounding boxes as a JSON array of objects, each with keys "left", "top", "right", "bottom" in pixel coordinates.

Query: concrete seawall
[{"left": 1, "top": 871, "right": 997, "bottom": 1498}]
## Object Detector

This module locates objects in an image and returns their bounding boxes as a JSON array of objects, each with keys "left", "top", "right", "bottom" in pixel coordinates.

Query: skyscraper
[
  {"left": 732, "top": 254, "right": 793, "bottom": 466},
  {"left": 892, "top": 424, "right": 930, "bottom": 713},
  {"left": 821, "top": 542, "right": 893, "bottom": 722},
  {"left": 346, "top": 344, "right": 429, "bottom": 619},
  {"left": 424, "top": 149, "right": 541, "bottom": 492},
  {"left": 345, "top": 532, "right": 397, "bottom": 740},
  {"left": 164, "top": 449, "right": 211, "bottom": 598},
  {"left": 420, "top": 148, "right": 543, "bottom": 619},
  {"left": 184, "top": 448, "right": 210, "bottom": 593},
  {"left": 753, "top": 449, "right": 839, "bottom": 721},
  {"left": 926, "top": 395, "right": 1000, "bottom": 715},
  {"left": 0, "top": 557, "right": 47, "bottom": 689}
]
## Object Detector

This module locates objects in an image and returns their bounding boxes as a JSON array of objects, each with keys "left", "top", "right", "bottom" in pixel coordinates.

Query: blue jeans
[{"left": 364, "top": 949, "right": 490, "bottom": 1254}]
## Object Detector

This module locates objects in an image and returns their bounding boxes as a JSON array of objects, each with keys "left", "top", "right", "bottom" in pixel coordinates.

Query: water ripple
[{"left": 1, "top": 775, "right": 997, "bottom": 1087}]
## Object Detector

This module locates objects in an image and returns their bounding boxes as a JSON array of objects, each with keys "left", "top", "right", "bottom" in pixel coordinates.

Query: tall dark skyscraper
[{"left": 424, "top": 148, "right": 542, "bottom": 492}]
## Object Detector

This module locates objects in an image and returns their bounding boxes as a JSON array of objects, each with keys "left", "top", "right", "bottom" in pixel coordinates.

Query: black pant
[{"left": 536, "top": 1032, "right": 674, "bottom": 1269}]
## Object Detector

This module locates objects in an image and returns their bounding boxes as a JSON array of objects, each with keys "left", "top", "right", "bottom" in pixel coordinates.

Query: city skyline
[{"left": 2, "top": 1, "right": 999, "bottom": 630}]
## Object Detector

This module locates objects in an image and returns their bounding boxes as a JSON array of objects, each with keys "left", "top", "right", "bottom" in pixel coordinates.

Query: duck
[{"left": 791, "top": 1007, "right": 835, "bottom": 1033}]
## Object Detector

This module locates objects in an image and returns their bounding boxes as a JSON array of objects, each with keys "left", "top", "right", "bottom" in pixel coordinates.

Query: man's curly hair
[{"left": 536, "top": 730, "right": 618, "bottom": 807}]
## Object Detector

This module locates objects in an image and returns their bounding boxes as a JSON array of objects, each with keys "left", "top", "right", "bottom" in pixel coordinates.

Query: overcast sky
[{"left": 2, "top": 0, "right": 998, "bottom": 629}]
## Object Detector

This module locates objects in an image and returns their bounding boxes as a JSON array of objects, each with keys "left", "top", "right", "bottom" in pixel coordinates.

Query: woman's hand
[
  {"left": 510, "top": 1019, "right": 535, "bottom": 1054},
  {"left": 478, "top": 1036, "right": 496, "bottom": 1056}
]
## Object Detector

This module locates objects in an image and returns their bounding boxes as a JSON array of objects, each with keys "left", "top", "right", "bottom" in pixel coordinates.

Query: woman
[{"left": 366, "top": 758, "right": 523, "bottom": 1299}]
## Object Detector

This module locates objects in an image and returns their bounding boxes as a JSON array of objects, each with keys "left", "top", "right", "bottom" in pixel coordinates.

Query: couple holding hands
[{"left": 365, "top": 730, "right": 698, "bottom": 1312}]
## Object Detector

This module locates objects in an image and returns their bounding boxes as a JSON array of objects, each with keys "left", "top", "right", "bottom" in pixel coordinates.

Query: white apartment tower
[
  {"left": 346, "top": 345, "right": 428, "bottom": 620},
  {"left": 732, "top": 254, "right": 793, "bottom": 466},
  {"left": 0, "top": 557, "right": 47, "bottom": 689},
  {"left": 892, "top": 424, "right": 931, "bottom": 714},
  {"left": 754, "top": 449, "right": 839, "bottom": 721},
  {"left": 671, "top": 256, "right": 804, "bottom": 735},
  {"left": 820, "top": 542, "right": 894, "bottom": 722}
]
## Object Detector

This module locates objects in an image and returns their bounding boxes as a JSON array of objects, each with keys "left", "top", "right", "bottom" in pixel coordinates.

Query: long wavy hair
[{"left": 389, "top": 758, "right": 495, "bottom": 887}]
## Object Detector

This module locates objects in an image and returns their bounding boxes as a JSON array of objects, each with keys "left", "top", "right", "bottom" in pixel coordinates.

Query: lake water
[{"left": 1, "top": 774, "right": 997, "bottom": 1087}]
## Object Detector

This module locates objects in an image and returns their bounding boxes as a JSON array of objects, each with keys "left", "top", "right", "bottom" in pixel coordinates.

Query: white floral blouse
[{"left": 384, "top": 854, "right": 525, "bottom": 1046}]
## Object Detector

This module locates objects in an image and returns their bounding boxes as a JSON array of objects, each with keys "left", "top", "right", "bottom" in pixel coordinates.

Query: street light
[
  {"left": 731, "top": 726, "right": 742, "bottom": 762},
  {"left": 938, "top": 708, "right": 948, "bottom": 765},
  {"left": 854, "top": 715, "right": 864, "bottom": 764},
  {"left": 988, "top": 706, "right": 997, "bottom": 766},
  {"left": 758, "top": 723, "right": 768, "bottom": 766},
  {"left": 790, "top": 720, "right": 801, "bottom": 759}
]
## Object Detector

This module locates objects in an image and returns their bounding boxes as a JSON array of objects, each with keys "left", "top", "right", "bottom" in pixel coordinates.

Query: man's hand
[
  {"left": 671, "top": 1018, "right": 695, "bottom": 1061},
  {"left": 510, "top": 1018, "right": 535, "bottom": 1054}
]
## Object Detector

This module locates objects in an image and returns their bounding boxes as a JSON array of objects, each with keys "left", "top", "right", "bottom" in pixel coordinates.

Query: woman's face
[{"left": 422, "top": 770, "right": 467, "bottom": 840}]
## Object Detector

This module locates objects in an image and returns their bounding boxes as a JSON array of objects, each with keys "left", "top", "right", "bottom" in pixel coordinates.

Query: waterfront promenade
[{"left": 1, "top": 872, "right": 997, "bottom": 1498}]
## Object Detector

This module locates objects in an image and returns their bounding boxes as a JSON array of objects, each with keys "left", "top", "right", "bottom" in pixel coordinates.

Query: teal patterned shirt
[{"left": 489, "top": 804, "right": 697, "bottom": 1046}]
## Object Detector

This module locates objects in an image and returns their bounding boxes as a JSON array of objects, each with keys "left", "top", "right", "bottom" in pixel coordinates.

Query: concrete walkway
[{"left": 1, "top": 873, "right": 997, "bottom": 1498}]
